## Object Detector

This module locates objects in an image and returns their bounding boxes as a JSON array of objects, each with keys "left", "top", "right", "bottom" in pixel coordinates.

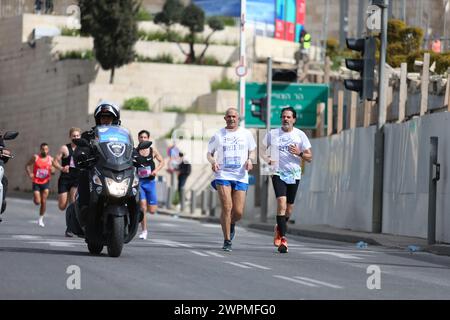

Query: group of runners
[{"left": 22, "top": 104, "right": 312, "bottom": 253}]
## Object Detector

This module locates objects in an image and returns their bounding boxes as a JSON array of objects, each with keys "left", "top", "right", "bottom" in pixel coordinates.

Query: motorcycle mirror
[
  {"left": 3, "top": 131, "right": 19, "bottom": 140},
  {"left": 72, "top": 138, "right": 90, "bottom": 147},
  {"left": 137, "top": 141, "right": 152, "bottom": 150}
]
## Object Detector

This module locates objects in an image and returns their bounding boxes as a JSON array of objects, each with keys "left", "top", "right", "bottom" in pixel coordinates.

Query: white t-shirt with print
[
  {"left": 263, "top": 127, "right": 311, "bottom": 183},
  {"left": 208, "top": 127, "right": 257, "bottom": 183}
]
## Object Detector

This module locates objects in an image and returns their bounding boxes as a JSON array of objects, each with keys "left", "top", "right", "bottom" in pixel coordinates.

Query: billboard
[{"left": 193, "top": 0, "right": 304, "bottom": 42}]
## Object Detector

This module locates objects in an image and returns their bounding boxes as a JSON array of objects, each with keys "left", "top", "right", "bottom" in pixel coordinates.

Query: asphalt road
[{"left": 1, "top": 198, "right": 450, "bottom": 300}]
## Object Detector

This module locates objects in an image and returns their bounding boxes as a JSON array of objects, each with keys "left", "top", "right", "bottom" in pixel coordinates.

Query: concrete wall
[
  {"left": 383, "top": 113, "right": 450, "bottom": 242},
  {"left": 0, "top": 37, "right": 92, "bottom": 192},
  {"left": 295, "top": 127, "right": 376, "bottom": 232},
  {"left": 195, "top": 90, "right": 238, "bottom": 114},
  {"left": 51, "top": 36, "right": 239, "bottom": 65},
  {"left": 88, "top": 62, "right": 237, "bottom": 111}
]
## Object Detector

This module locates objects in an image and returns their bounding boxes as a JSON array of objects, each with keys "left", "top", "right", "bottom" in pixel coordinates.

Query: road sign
[
  {"left": 366, "top": 5, "right": 381, "bottom": 31},
  {"left": 244, "top": 82, "right": 329, "bottom": 129}
]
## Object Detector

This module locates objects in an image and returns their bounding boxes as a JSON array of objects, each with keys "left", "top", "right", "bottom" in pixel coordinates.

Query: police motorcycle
[
  {"left": 66, "top": 125, "right": 151, "bottom": 257},
  {"left": 0, "top": 131, "right": 19, "bottom": 222}
]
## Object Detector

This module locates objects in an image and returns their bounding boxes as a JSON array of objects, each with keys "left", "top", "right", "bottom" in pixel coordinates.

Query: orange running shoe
[
  {"left": 278, "top": 237, "right": 288, "bottom": 253},
  {"left": 273, "top": 224, "right": 282, "bottom": 247}
]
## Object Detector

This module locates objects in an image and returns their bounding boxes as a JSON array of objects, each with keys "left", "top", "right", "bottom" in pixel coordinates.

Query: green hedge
[
  {"left": 407, "top": 51, "right": 450, "bottom": 74},
  {"left": 59, "top": 50, "right": 94, "bottom": 60},
  {"left": 135, "top": 54, "right": 174, "bottom": 64},
  {"left": 123, "top": 97, "right": 150, "bottom": 111},
  {"left": 61, "top": 27, "right": 81, "bottom": 36},
  {"left": 211, "top": 77, "right": 237, "bottom": 91}
]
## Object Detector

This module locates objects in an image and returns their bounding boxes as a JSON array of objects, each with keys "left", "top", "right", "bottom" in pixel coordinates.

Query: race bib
[
  {"left": 36, "top": 169, "right": 49, "bottom": 179},
  {"left": 137, "top": 166, "right": 152, "bottom": 178},
  {"left": 69, "top": 156, "right": 76, "bottom": 168},
  {"left": 224, "top": 156, "right": 241, "bottom": 169}
]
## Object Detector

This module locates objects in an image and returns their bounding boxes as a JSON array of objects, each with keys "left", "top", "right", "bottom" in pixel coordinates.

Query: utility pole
[
  {"left": 260, "top": 57, "right": 272, "bottom": 223},
  {"left": 321, "top": 0, "right": 330, "bottom": 61},
  {"left": 357, "top": 0, "right": 367, "bottom": 38},
  {"left": 238, "top": 0, "right": 247, "bottom": 127},
  {"left": 339, "top": 0, "right": 349, "bottom": 49},
  {"left": 378, "top": 0, "right": 388, "bottom": 128},
  {"left": 401, "top": 0, "right": 406, "bottom": 22}
]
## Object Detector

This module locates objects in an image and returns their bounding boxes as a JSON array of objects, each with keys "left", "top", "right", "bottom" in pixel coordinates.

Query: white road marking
[
  {"left": 157, "top": 223, "right": 177, "bottom": 227},
  {"left": 241, "top": 262, "right": 271, "bottom": 270},
  {"left": 273, "top": 275, "right": 318, "bottom": 287},
  {"left": 302, "top": 251, "right": 363, "bottom": 260},
  {"left": 149, "top": 239, "right": 193, "bottom": 248},
  {"left": 225, "top": 261, "right": 252, "bottom": 269},
  {"left": 190, "top": 250, "right": 209, "bottom": 257},
  {"left": 201, "top": 223, "right": 222, "bottom": 228},
  {"left": 28, "top": 241, "right": 79, "bottom": 247},
  {"left": 12, "top": 235, "right": 43, "bottom": 240},
  {"left": 294, "top": 276, "right": 343, "bottom": 289},
  {"left": 205, "top": 251, "right": 225, "bottom": 258}
]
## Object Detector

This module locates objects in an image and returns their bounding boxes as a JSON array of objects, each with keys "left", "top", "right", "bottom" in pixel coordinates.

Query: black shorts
[
  {"left": 271, "top": 175, "right": 300, "bottom": 204},
  {"left": 58, "top": 176, "right": 78, "bottom": 194},
  {"left": 32, "top": 182, "right": 49, "bottom": 192}
]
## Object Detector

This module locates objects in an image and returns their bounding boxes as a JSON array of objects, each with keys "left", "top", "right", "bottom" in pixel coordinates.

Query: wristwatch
[{"left": 299, "top": 152, "right": 304, "bottom": 158}]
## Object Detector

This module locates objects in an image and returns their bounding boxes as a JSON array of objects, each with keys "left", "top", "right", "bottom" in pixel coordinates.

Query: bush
[
  {"left": 136, "top": 8, "right": 153, "bottom": 21},
  {"left": 216, "top": 16, "right": 236, "bottom": 27},
  {"left": 135, "top": 54, "right": 174, "bottom": 64},
  {"left": 164, "top": 106, "right": 185, "bottom": 113},
  {"left": 61, "top": 27, "right": 81, "bottom": 36},
  {"left": 407, "top": 51, "right": 450, "bottom": 74},
  {"left": 123, "top": 97, "right": 150, "bottom": 111},
  {"left": 198, "top": 55, "right": 230, "bottom": 67},
  {"left": 59, "top": 50, "right": 94, "bottom": 60},
  {"left": 211, "top": 77, "right": 237, "bottom": 91},
  {"left": 138, "top": 29, "right": 183, "bottom": 42}
]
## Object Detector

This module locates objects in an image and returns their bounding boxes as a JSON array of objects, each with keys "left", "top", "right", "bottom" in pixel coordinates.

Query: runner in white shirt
[
  {"left": 207, "top": 108, "right": 257, "bottom": 252},
  {"left": 262, "top": 107, "right": 312, "bottom": 253}
]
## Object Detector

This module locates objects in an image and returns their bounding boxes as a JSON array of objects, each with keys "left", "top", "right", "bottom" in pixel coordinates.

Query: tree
[
  {"left": 197, "top": 16, "right": 225, "bottom": 62},
  {"left": 180, "top": 3, "right": 205, "bottom": 63},
  {"left": 153, "top": 0, "right": 183, "bottom": 41},
  {"left": 78, "top": 0, "right": 140, "bottom": 84},
  {"left": 387, "top": 19, "right": 424, "bottom": 69}
]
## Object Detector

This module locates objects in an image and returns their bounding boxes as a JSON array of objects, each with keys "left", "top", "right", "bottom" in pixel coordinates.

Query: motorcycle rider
[
  {"left": 0, "top": 136, "right": 12, "bottom": 214},
  {"left": 74, "top": 101, "right": 121, "bottom": 213}
]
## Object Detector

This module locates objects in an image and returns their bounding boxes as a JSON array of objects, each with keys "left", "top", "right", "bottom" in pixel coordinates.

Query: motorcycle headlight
[
  {"left": 105, "top": 177, "right": 130, "bottom": 197},
  {"left": 92, "top": 174, "right": 102, "bottom": 186}
]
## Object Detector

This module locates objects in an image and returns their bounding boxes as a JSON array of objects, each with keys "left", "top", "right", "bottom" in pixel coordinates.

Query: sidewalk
[{"left": 157, "top": 207, "right": 450, "bottom": 257}]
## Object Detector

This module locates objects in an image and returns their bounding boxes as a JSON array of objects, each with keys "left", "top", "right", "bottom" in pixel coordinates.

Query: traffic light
[
  {"left": 344, "top": 36, "right": 376, "bottom": 100},
  {"left": 272, "top": 68, "right": 297, "bottom": 82},
  {"left": 250, "top": 96, "right": 268, "bottom": 122}
]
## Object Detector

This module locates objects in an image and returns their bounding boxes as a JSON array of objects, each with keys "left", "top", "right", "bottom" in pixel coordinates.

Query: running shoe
[
  {"left": 65, "top": 228, "right": 74, "bottom": 237},
  {"left": 273, "top": 224, "right": 281, "bottom": 247},
  {"left": 38, "top": 217, "right": 45, "bottom": 227},
  {"left": 222, "top": 240, "right": 232, "bottom": 252},
  {"left": 139, "top": 230, "right": 148, "bottom": 240},
  {"left": 278, "top": 237, "right": 288, "bottom": 253}
]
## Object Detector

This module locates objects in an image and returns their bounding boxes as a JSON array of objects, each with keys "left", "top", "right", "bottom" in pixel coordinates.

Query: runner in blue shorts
[
  {"left": 207, "top": 108, "right": 257, "bottom": 252},
  {"left": 134, "top": 130, "right": 164, "bottom": 240}
]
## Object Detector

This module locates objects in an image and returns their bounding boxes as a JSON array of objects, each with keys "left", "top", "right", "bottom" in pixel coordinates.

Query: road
[{"left": 1, "top": 198, "right": 450, "bottom": 300}]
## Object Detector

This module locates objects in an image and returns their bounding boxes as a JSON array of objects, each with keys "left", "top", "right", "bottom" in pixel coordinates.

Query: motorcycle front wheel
[{"left": 107, "top": 216, "right": 124, "bottom": 257}]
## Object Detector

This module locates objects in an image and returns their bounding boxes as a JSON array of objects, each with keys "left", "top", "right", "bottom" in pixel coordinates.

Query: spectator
[
  {"left": 176, "top": 152, "right": 191, "bottom": 211},
  {"left": 35, "top": 0, "right": 42, "bottom": 14},
  {"left": 45, "top": 0, "right": 54, "bottom": 14}
]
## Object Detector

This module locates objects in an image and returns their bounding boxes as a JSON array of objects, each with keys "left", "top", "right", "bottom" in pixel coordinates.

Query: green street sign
[{"left": 244, "top": 82, "right": 329, "bottom": 129}]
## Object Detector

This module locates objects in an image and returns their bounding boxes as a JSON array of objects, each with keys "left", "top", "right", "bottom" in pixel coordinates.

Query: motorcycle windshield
[{"left": 95, "top": 126, "right": 133, "bottom": 170}]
